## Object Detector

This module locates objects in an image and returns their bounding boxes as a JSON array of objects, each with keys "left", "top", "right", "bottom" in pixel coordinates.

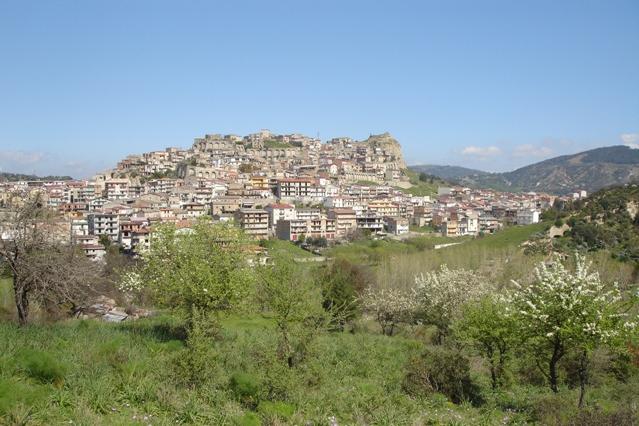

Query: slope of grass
[
  {"left": 0, "top": 316, "right": 494, "bottom": 425},
  {"left": 468, "top": 222, "right": 549, "bottom": 249},
  {"left": 1, "top": 313, "right": 635, "bottom": 425},
  {"left": 261, "top": 239, "right": 315, "bottom": 258}
]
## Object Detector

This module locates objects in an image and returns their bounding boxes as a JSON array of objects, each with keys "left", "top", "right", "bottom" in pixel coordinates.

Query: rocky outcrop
[{"left": 359, "top": 132, "right": 407, "bottom": 169}]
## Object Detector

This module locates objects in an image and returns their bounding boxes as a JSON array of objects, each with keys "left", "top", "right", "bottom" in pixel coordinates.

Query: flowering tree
[
  {"left": 414, "top": 265, "right": 487, "bottom": 344},
  {"left": 505, "top": 254, "right": 636, "bottom": 406},
  {"left": 361, "top": 287, "right": 417, "bottom": 336},
  {"left": 117, "top": 270, "right": 144, "bottom": 302}
]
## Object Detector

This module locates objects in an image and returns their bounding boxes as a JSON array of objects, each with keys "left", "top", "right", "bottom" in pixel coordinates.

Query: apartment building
[
  {"left": 265, "top": 203, "right": 296, "bottom": 229},
  {"left": 276, "top": 217, "right": 336, "bottom": 241},
  {"left": 234, "top": 208, "right": 269, "bottom": 239},
  {"left": 88, "top": 213, "right": 120, "bottom": 242},
  {"left": 327, "top": 208, "right": 357, "bottom": 237},
  {"left": 386, "top": 217, "right": 409, "bottom": 235},
  {"left": 356, "top": 212, "right": 384, "bottom": 233}
]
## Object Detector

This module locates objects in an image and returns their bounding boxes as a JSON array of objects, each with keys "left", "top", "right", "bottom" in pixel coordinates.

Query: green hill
[
  {"left": 460, "top": 146, "right": 639, "bottom": 195},
  {"left": 548, "top": 184, "right": 639, "bottom": 263},
  {"left": 0, "top": 172, "right": 73, "bottom": 182}
]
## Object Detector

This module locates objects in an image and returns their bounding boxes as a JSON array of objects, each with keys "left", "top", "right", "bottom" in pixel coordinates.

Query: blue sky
[{"left": 1, "top": 0, "right": 638, "bottom": 177}]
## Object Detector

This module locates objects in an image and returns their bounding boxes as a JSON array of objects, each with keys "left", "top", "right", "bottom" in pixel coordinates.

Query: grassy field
[
  {"left": 260, "top": 239, "right": 315, "bottom": 258},
  {"left": 326, "top": 234, "right": 461, "bottom": 264},
  {"left": 1, "top": 222, "right": 637, "bottom": 424},
  {"left": 1, "top": 313, "right": 636, "bottom": 425}
]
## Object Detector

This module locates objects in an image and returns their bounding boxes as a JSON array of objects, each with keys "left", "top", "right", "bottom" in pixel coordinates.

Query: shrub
[
  {"left": 18, "top": 349, "right": 67, "bottom": 385},
  {"left": 230, "top": 372, "right": 262, "bottom": 408},
  {"left": 403, "top": 346, "right": 481, "bottom": 404},
  {"left": 318, "top": 259, "right": 370, "bottom": 329}
]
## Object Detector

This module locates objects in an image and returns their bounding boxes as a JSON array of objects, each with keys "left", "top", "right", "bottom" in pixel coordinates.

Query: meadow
[{"left": 1, "top": 223, "right": 638, "bottom": 425}]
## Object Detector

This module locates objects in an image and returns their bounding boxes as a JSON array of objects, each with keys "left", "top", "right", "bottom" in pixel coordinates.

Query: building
[
  {"left": 516, "top": 209, "right": 540, "bottom": 225},
  {"left": 276, "top": 217, "right": 336, "bottom": 241},
  {"left": 386, "top": 217, "right": 409, "bottom": 235},
  {"left": 234, "top": 209, "right": 269, "bottom": 239},
  {"left": 88, "top": 213, "right": 120, "bottom": 242},
  {"left": 276, "top": 178, "right": 313, "bottom": 198},
  {"left": 104, "top": 179, "right": 130, "bottom": 200},
  {"left": 327, "top": 208, "right": 357, "bottom": 237},
  {"left": 356, "top": 212, "right": 384, "bottom": 233},
  {"left": 265, "top": 203, "right": 296, "bottom": 229}
]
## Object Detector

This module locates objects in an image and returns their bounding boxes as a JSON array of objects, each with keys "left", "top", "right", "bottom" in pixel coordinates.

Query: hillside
[
  {"left": 460, "top": 146, "right": 639, "bottom": 195},
  {"left": 0, "top": 172, "right": 73, "bottom": 182},
  {"left": 409, "top": 164, "right": 488, "bottom": 180},
  {"left": 546, "top": 183, "right": 639, "bottom": 263}
]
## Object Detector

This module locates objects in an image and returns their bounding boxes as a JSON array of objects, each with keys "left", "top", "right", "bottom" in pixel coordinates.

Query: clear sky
[{"left": 1, "top": 0, "right": 638, "bottom": 177}]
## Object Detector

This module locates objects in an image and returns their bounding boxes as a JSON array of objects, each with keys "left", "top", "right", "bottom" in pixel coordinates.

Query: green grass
[
  {"left": 261, "top": 239, "right": 315, "bottom": 258},
  {"left": 0, "top": 278, "right": 13, "bottom": 318},
  {"left": 263, "top": 140, "right": 293, "bottom": 149},
  {"left": 467, "top": 222, "right": 549, "bottom": 250},
  {"left": 1, "top": 313, "right": 635, "bottom": 425},
  {"left": 396, "top": 168, "right": 446, "bottom": 197}
]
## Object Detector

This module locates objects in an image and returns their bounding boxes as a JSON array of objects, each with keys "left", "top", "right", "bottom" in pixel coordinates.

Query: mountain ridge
[{"left": 410, "top": 145, "right": 639, "bottom": 195}]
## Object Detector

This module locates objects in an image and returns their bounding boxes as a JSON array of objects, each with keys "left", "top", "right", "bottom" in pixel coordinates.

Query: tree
[
  {"left": 454, "top": 297, "right": 518, "bottom": 390},
  {"left": 138, "top": 219, "right": 254, "bottom": 328},
  {"left": 414, "top": 265, "right": 487, "bottom": 344},
  {"left": 318, "top": 259, "right": 370, "bottom": 330},
  {"left": 505, "top": 254, "right": 636, "bottom": 405},
  {"left": 258, "top": 255, "right": 327, "bottom": 367},
  {"left": 0, "top": 196, "right": 102, "bottom": 325},
  {"left": 361, "top": 287, "right": 417, "bottom": 336}
]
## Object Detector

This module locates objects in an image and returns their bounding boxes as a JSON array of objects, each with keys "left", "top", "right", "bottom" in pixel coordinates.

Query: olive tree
[{"left": 505, "top": 254, "right": 636, "bottom": 406}]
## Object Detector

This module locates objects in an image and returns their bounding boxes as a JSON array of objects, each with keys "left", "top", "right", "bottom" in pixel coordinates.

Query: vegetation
[
  {"left": 0, "top": 196, "right": 105, "bottom": 325},
  {"left": 1, "top": 213, "right": 638, "bottom": 424},
  {"left": 548, "top": 184, "right": 639, "bottom": 264},
  {"left": 263, "top": 140, "right": 293, "bottom": 149},
  {"left": 0, "top": 172, "right": 73, "bottom": 182},
  {"left": 458, "top": 146, "right": 639, "bottom": 195}
]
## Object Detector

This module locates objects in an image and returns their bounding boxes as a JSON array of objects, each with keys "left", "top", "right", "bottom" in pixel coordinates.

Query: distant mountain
[
  {"left": 0, "top": 172, "right": 73, "bottom": 182},
  {"left": 420, "top": 146, "right": 639, "bottom": 195},
  {"left": 409, "top": 164, "right": 488, "bottom": 180}
]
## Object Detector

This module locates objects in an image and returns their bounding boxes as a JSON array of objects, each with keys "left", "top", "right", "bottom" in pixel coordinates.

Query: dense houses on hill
[{"left": 0, "top": 130, "right": 563, "bottom": 260}]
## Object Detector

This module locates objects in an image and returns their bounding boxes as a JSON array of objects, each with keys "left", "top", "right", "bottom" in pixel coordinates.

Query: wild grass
[
  {"left": 1, "top": 314, "right": 635, "bottom": 425},
  {"left": 260, "top": 239, "right": 314, "bottom": 258}
]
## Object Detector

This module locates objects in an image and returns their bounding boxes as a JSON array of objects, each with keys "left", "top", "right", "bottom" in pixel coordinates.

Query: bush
[
  {"left": 230, "top": 372, "right": 262, "bottom": 408},
  {"left": 18, "top": 349, "right": 67, "bottom": 385},
  {"left": 403, "top": 346, "right": 481, "bottom": 404}
]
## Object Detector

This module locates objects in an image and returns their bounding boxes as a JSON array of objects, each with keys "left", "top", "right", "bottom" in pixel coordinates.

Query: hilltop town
[{"left": 0, "top": 130, "right": 572, "bottom": 260}]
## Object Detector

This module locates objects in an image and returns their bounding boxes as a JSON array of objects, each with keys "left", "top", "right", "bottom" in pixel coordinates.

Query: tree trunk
[
  {"left": 13, "top": 275, "right": 29, "bottom": 326},
  {"left": 487, "top": 346, "right": 497, "bottom": 390},
  {"left": 549, "top": 337, "right": 564, "bottom": 393},
  {"left": 578, "top": 349, "right": 589, "bottom": 408}
]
